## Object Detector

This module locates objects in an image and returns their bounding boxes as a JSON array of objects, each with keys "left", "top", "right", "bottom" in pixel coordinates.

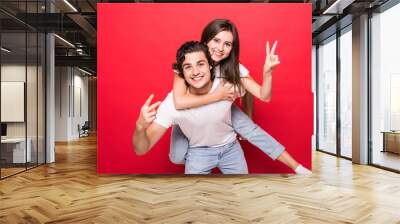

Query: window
[
  {"left": 371, "top": 3, "right": 400, "bottom": 171},
  {"left": 339, "top": 28, "right": 352, "bottom": 158},
  {"left": 317, "top": 36, "right": 337, "bottom": 154}
]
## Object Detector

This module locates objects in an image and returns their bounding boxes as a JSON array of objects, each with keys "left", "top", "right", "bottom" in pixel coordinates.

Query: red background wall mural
[{"left": 98, "top": 3, "right": 312, "bottom": 174}]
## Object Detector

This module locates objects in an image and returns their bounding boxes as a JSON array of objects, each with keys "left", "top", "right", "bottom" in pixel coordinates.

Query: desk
[
  {"left": 1, "top": 138, "right": 31, "bottom": 163},
  {"left": 382, "top": 131, "right": 400, "bottom": 154}
]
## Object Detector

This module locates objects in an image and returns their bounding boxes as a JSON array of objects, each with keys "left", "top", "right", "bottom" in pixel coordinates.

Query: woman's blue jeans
[{"left": 170, "top": 104, "right": 285, "bottom": 164}]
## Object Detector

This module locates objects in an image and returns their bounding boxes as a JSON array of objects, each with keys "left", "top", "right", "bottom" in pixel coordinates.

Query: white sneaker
[{"left": 295, "top": 165, "right": 312, "bottom": 175}]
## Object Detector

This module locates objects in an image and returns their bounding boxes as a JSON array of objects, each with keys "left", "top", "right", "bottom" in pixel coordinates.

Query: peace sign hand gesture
[
  {"left": 136, "top": 94, "right": 161, "bottom": 130},
  {"left": 263, "top": 41, "right": 280, "bottom": 76}
]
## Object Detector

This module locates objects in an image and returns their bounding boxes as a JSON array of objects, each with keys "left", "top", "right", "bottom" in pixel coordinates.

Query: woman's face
[{"left": 207, "top": 30, "right": 233, "bottom": 63}]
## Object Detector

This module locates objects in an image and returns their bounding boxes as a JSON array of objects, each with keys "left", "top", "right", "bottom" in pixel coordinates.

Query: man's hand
[
  {"left": 263, "top": 41, "right": 280, "bottom": 76},
  {"left": 136, "top": 94, "right": 161, "bottom": 131}
]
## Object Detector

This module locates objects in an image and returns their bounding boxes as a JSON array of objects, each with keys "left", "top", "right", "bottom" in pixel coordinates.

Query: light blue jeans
[
  {"left": 185, "top": 140, "right": 248, "bottom": 174},
  {"left": 170, "top": 105, "right": 285, "bottom": 164}
]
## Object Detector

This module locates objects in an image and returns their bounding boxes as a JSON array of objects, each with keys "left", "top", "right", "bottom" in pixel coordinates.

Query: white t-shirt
[
  {"left": 214, "top": 64, "right": 249, "bottom": 96},
  {"left": 154, "top": 80, "right": 236, "bottom": 147},
  {"left": 157, "top": 64, "right": 249, "bottom": 147}
]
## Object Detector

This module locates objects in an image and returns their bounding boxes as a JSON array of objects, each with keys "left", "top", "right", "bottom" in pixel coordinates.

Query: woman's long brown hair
[{"left": 201, "top": 19, "right": 254, "bottom": 117}]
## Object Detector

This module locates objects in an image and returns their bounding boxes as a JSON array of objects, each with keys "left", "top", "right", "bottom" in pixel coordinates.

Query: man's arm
[
  {"left": 133, "top": 122, "right": 167, "bottom": 155},
  {"left": 132, "top": 94, "right": 164, "bottom": 155}
]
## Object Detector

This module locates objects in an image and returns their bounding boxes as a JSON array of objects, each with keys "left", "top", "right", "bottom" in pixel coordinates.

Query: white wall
[
  {"left": 55, "top": 66, "right": 70, "bottom": 141},
  {"left": 1, "top": 65, "right": 39, "bottom": 137},
  {"left": 55, "top": 67, "right": 89, "bottom": 141}
]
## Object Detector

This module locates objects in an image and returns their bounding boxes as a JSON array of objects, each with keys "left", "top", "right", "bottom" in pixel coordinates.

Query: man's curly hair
[{"left": 172, "top": 41, "right": 215, "bottom": 80}]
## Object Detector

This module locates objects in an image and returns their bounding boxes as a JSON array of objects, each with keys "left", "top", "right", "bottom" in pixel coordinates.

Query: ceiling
[
  {"left": 1, "top": 0, "right": 97, "bottom": 74},
  {"left": 0, "top": 0, "right": 393, "bottom": 76}
]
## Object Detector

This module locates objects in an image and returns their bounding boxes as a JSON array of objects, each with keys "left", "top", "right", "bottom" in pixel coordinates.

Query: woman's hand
[
  {"left": 263, "top": 41, "right": 280, "bottom": 76},
  {"left": 213, "top": 81, "right": 238, "bottom": 101}
]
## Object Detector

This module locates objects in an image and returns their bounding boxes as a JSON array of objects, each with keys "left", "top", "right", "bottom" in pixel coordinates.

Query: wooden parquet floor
[{"left": 1, "top": 134, "right": 400, "bottom": 224}]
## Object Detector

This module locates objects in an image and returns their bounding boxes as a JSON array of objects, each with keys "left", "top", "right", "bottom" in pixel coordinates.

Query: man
[{"left": 133, "top": 41, "right": 248, "bottom": 174}]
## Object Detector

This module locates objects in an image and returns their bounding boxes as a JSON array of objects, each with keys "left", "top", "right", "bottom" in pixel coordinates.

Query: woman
[{"left": 171, "top": 19, "right": 310, "bottom": 174}]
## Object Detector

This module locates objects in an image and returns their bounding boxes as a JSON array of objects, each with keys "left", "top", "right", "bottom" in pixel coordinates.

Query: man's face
[{"left": 181, "top": 51, "right": 212, "bottom": 90}]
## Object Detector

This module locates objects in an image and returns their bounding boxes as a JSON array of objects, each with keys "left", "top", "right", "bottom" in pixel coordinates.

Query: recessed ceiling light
[
  {"left": 63, "top": 0, "right": 78, "bottom": 12},
  {"left": 78, "top": 67, "right": 93, "bottom": 76},
  {"left": 54, "top": 34, "right": 75, "bottom": 48},
  {"left": 323, "top": 0, "right": 355, "bottom": 15},
  {"left": 1, "top": 47, "right": 11, "bottom": 53}
]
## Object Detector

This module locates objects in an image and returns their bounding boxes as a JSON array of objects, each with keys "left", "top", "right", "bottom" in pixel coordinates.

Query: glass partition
[
  {"left": 0, "top": 1, "right": 46, "bottom": 179},
  {"left": 317, "top": 35, "right": 337, "bottom": 154},
  {"left": 1, "top": 30, "right": 28, "bottom": 177},
  {"left": 339, "top": 27, "right": 352, "bottom": 158},
  {"left": 371, "top": 3, "right": 400, "bottom": 171}
]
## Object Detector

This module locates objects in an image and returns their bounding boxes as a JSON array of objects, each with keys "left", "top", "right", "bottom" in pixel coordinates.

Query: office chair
[{"left": 79, "top": 121, "right": 90, "bottom": 138}]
